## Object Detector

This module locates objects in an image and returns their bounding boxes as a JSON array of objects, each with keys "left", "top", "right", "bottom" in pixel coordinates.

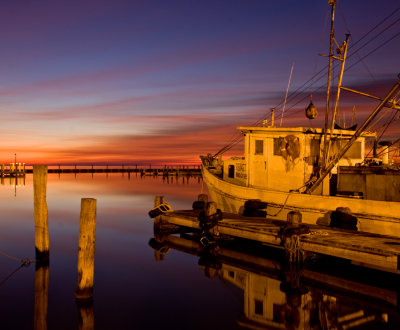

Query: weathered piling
[
  {"left": 33, "top": 165, "right": 49, "bottom": 263},
  {"left": 287, "top": 211, "right": 302, "bottom": 226},
  {"left": 282, "top": 211, "right": 308, "bottom": 263},
  {"left": 192, "top": 194, "right": 208, "bottom": 210},
  {"left": 75, "top": 198, "right": 97, "bottom": 301},
  {"left": 34, "top": 264, "right": 49, "bottom": 330},
  {"left": 198, "top": 201, "right": 222, "bottom": 248},
  {"left": 153, "top": 196, "right": 165, "bottom": 228},
  {"left": 205, "top": 201, "right": 217, "bottom": 218}
]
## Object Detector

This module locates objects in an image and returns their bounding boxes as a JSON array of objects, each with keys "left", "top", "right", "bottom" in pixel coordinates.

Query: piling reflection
[
  {"left": 34, "top": 264, "right": 49, "bottom": 330},
  {"left": 150, "top": 232, "right": 400, "bottom": 329},
  {"left": 77, "top": 300, "right": 95, "bottom": 330}
]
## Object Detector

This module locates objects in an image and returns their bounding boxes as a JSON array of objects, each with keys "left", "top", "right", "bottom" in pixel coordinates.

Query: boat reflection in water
[{"left": 150, "top": 232, "right": 400, "bottom": 329}]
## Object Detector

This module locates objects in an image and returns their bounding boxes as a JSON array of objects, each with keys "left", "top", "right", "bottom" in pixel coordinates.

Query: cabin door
[{"left": 249, "top": 138, "right": 268, "bottom": 188}]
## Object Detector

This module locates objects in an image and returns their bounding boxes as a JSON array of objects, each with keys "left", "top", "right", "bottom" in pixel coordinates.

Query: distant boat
[{"left": 201, "top": 1, "right": 400, "bottom": 237}]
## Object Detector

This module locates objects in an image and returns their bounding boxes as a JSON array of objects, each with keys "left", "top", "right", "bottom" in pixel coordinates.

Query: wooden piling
[
  {"left": 33, "top": 165, "right": 49, "bottom": 263},
  {"left": 154, "top": 196, "right": 165, "bottom": 228},
  {"left": 34, "top": 264, "right": 49, "bottom": 330},
  {"left": 287, "top": 211, "right": 302, "bottom": 226},
  {"left": 205, "top": 202, "right": 217, "bottom": 217},
  {"left": 75, "top": 198, "right": 97, "bottom": 301},
  {"left": 198, "top": 194, "right": 208, "bottom": 204}
]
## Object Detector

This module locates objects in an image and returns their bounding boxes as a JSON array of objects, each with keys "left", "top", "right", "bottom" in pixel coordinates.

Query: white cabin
[{"left": 221, "top": 127, "right": 368, "bottom": 195}]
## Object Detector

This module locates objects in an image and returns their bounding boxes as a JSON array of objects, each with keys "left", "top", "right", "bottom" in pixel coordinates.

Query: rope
[
  {"left": 0, "top": 250, "right": 37, "bottom": 265},
  {"left": 0, "top": 264, "right": 30, "bottom": 288},
  {"left": 284, "top": 235, "right": 301, "bottom": 262},
  {"left": 267, "top": 192, "right": 293, "bottom": 217}
]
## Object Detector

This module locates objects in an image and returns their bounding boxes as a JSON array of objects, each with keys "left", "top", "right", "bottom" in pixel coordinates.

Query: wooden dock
[
  {"left": 1, "top": 163, "right": 26, "bottom": 177},
  {"left": 156, "top": 209, "right": 400, "bottom": 273}
]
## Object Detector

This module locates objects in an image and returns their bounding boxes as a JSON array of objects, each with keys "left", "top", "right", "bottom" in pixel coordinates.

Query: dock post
[
  {"left": 198, "top": 201, "right": 220, "bottom": 247},
  {"left": 287, "top": 211, "right": 302, "bottom": 226},
  {"left": 205, "top": 202, "right": 219, "bottom": 238},
  {"left": 284, "top": 211, "right": 305, "bottom": 263},
  {"left": 33, "top": 165, "right": 49, "bottom": 263},
  {"left": 153, "top": 196, "right": 165, "bottom": 228},
  {"left": 193, "top": 194, "right": 208, "bottom": 210},
  {"left": 205, "top": 202, "right": 217, "bottom": 217},
  {"left": 34, "top": 263, "right": 49, "bottom": 330},
  {"left": 75, "top": 198, "right": 97, "bottom": 301},
  {"left": 198, "top": 194, "right": 208, "bottom": 204}
]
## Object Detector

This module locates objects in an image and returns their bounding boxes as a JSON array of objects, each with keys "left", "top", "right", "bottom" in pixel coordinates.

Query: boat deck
[{"left": 158, "top": 210, "right": 400, "bottom": 273}]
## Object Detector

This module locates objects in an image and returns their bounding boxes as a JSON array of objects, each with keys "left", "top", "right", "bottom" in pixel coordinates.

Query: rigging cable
[
  {"left": 275, "top": 7, "right": 400, "bottom": 120},
  {"left": 365, "top": 107, "right": 399, "bottom": 158},
  {"left": 212, "top": 7, "right": 400, "bottom": 156}
]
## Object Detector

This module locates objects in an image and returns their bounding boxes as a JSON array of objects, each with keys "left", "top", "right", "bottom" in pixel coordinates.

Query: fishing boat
[{"left": 201, "top": 1, "right": 400, "bottom": 237}]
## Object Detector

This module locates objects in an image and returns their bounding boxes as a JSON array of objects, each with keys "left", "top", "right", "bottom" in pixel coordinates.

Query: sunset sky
[{"left": 0, "top": 0, "right": 399, "bottom": 165}]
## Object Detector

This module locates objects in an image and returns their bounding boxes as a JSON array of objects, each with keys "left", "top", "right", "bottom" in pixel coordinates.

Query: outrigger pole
[{"left": 306, "top": 75, "right": 400, "bottom": 194}]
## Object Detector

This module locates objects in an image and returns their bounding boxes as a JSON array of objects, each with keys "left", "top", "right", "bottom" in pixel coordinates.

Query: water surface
[{"left": 0, "top": 173, "right": 399, "bottom": 329}]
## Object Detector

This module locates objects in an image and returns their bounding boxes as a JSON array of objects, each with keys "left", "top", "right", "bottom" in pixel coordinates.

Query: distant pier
[{"left": 23, "top": 164, "right": 202, "bottom": 176}]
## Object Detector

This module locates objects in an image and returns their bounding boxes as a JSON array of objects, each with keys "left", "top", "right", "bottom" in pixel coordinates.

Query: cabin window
[
  {"left": 254, "top": 299, "right": 263, "bottom": 315},
  {"left": 330, "top": 140, "right": 362, "bottom": 159},
  {"left": 273, "top": 138, "right": 284, "bottom": 156},
  {"left": 228, "top": 165, "right": 235, "bottom": 178},
  {"left": 255, "top": 140, "right": 264, "bottom": 155}
]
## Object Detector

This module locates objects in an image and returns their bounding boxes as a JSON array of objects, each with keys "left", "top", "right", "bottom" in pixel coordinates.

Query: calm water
[{"left": 0, "top": 173, "right": 399, "bottom": 329}]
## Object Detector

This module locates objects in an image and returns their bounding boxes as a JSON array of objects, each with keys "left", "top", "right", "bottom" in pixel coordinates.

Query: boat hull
[{"left": 202, "top": 165, "right": 400, "bottom": 237}]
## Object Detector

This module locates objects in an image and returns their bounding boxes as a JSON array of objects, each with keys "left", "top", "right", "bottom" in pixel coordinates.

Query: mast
[
  {"left": 322, "top": 0, "right": 336, "bottom": 167},
  {"left": 326, "top": 33, "right": 350, "bottom": 159}
]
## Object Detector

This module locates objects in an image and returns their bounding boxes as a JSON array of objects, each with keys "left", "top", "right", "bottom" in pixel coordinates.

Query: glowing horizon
[{"left": 0, "top": 0, "right": 399, "bottom": 164}]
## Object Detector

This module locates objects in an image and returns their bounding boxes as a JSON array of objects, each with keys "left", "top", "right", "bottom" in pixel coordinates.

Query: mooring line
[
  {"left": 0, "top": 263, "right": 31, "bottom": 288},
  {"left": 0, "top": 250, "right": 37, "bottom": 265}
]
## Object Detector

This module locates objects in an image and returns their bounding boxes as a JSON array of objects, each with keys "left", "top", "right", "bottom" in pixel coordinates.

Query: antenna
[{"left": 280, "top": 62, "right": 295, "bottom": 126}]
